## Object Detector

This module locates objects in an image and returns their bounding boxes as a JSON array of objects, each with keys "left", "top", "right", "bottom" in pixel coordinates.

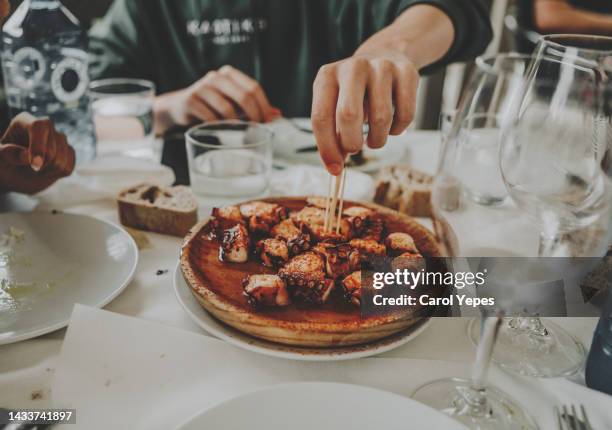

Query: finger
[
  {"left": 27, "top": 118, "right": 54, "bottom": 171},
  {"left": 1, "top": 112, "right": 34, "bottom": 145},
  {"left": 312, "top": 64, "right": 343, "bottom": 176},
  {"left": 0, "top": 144, "right": 29, "bottom": 166},
  {"left": 209, "top": 72, "right": 262, "bottom": 122},
  {"left": 336, "top": 59, "right": 367, "bottom": 154},
  {"left": 366, "top": 60, "right": 394, "bottom": 149},
  {"left": 390, "top": 62, "right": 418, "bottom": 135},
  {"left": 44, "top": 128, "right": 58, "bottom": 165},
  {"left": 186, "top": 96, "right": 219, "bottom": 123},
  {"left": 219, "top": 66, "right": 277, "bottom": 120},
  {"left": 195, "top": 86, "right": 238, "bottom": 120},
  {"left": 52, "top": 132, "right": 75, "bottom": 176}
]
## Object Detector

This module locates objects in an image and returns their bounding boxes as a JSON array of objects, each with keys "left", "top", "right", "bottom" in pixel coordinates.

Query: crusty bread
[
  {"left": 374, "top": 165, "right": 433, "bottom": 217},
  {"left": 117, "top": 183, "right": 197, "bottom": 237}
]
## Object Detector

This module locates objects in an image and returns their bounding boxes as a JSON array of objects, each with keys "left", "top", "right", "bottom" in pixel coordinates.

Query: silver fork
[{"left": 556, "top": 404, "right": 594, "bottom": 430}]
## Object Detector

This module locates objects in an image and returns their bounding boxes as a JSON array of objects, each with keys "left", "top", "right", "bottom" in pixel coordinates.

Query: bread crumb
[{"left": 30, "top": 390, "right": 44, "bottom": 400}]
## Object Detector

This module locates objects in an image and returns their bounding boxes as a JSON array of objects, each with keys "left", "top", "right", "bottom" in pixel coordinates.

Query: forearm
[
  {"left": 153, "top": 91, "right": 181, "bottom": 136},
  {"left": 355, "top": 4, "right": 455, "bottom": 70},
  {"left": 534, "top": 1, "right": 612, "bottom": 35}
]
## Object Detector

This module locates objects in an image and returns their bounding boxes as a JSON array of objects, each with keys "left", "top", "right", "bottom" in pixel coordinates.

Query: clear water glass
[
  {"left": 89, "top": 78, "right": 156, "bottom": 159},
  {"left": 457, "top": 114, "right": 507, "bottom": 206},
  {"left": 185, "top": 121, "right": 273, "bottom": 204}
]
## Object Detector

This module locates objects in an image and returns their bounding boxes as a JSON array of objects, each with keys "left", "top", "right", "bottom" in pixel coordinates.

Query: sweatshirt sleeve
[
  {"left": 88, "top": 0, "right": 154, "bottom": 81},
  {"left": 396, "top": 0, "right": 492, "bottom": 74},
  {"left": 329, "top": 0, "right": 492, "bottom": 74}
]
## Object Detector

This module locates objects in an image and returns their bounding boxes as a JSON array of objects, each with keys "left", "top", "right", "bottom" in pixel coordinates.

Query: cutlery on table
[{"left": 556, "top": 404, "right": 594, "bottom": 430}]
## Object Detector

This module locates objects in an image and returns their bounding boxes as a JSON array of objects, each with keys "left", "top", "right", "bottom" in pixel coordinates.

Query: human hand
[
  {"left": 0, "top": 0, "right": 9, "bottom": 20},
  {"left": 154, "top": 65, "right": 281, "bottom": 133},
  {"left": 311, "top": 52, "right": 419, "bottom": 175},
  {"left": 0, "top": 113, "right": 75, "bottom": 194}
]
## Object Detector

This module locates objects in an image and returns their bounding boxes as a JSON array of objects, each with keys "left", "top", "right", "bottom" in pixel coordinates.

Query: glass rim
[
  {"left": 89, "top": 78, "right": 156, "bottom": 97},
  {"left": 185, "top": 120, "right": 274, "bottom": 150},
  {"left": 540, "top": 34, "right": 612, "bottom": 55},
  {"left": 474, "top": 52, "right": 534, "bottom": 76}
]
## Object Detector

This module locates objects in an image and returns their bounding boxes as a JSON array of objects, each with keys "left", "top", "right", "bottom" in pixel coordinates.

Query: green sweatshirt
[{"left": 89, "top": 0, "right": 492, "bottom": 117}]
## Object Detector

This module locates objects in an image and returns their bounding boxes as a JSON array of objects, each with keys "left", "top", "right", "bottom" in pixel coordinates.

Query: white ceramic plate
[
  {"left": 270, "top": 118, "right": 406, "bottom": 173},
  {"left": 0, "top": 212, "right": 138, "bottom": 345},
  {"left": 173, "top": 264, "right": 430, "bottom": 361},
  {"left": 176, "top": 382, "right": 466, "bottom": 430}
]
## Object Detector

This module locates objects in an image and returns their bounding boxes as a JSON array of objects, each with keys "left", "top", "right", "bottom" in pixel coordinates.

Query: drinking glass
[
  {"left": 185, "top": 121, "right": 273, "bottom": 205},
  {"left": 535, "top": 35, "right": 612, "bottom": 181},
  {"left": 90, "top": 78, "right": 156, "bottom": 159},
  {"left": 491, "top": 36, "right": 612, "bottom": 378},
  {"left": 456, "top": 114, "right": 508, "bottom": 206},
  {"left": 413, "top": 54, "right": 539, "bottom": 429}
]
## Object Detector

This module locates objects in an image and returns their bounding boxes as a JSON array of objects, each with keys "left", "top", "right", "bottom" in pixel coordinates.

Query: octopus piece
[
  {"left": 349, "top": 238, "right": 387, "bottom": 260},
  {"left": 343, "top": 206, "right": 375, "bottom": 219},
  {"left": 290, "top": 206, "right": 325, "bottom": 226},
  {"left": 313, "top": 242, "right": 361, "bottom": 280},
  {"left": 270, "top": 219, "right": 311, "bottom": 255},
  {"left": 341, "top": 271, "right": 362, "bottom": 306},
  {"left": 385, "top": 232, "right": 419, "bottom": 256},
  {"left": 278, "top": 252, "right": 335, "bottom": 304},
  {"left": 243, "top": 274, "right": 291, "bottom": 307},
  {"left": 219, "top": 224, "right": 250, "bottom": 263},
  {"left": 306, "top": 196, "right": 329, "bottom": 209},
  {"left": 291, "top": 206, "right": 352, "bottom": 242},
  {"left": 212, "top": 205, "right": 242, "bottom": 224},
  {"left": 343, "top": 206, "right": 385, "bottom": 241},
  {"left": 391, "top": 252, "right": 426, "bottom": 273},
  {"left": 256, "top": 238, "right": 289, "bottom": 267},
  {"left": 239, "top": 201, "right": 287, "bottom": 234},
  {"left": 209, "top": 205, "right": 244, "bottom": 237},
  {"left": 359, "top": 217, "right": 386, "bottom": 242}
]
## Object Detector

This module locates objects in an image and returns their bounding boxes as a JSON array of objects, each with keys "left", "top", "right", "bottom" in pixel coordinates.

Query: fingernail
[
  {"left": 328, "top": 163, "right": 343, "bottom": 176},
  {"left": 31, "top": 155, "right": 44, "bottom": 171}
]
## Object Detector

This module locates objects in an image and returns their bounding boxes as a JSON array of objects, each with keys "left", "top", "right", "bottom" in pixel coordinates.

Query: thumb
[{"left": 0, "top": 143, "right": 30, "bottom": 166}]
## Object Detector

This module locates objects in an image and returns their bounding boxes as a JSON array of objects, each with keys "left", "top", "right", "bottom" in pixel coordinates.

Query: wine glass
[
  {"left": 413, "top": 54, "right": 538, "bottom": 429},
  {"left": 490, "top": 36, "right": 612, "bottom": 378}
]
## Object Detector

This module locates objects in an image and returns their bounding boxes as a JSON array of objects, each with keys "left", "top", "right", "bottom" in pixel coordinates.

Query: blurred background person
[
  {"left": 87, "top": 0, "right": 492, "bottom": 174},
  {"left": 512, "top": 0, "right": 612, "bottom": 53},
  {"left": 0, "top": 0, "right": 75, "bottom": 195},
  {"left": 522, "top": 0, "right": 612, "bottom": 36}
]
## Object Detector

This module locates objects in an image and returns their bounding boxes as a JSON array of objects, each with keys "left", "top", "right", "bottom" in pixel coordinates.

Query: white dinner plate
[
  {"left": 0, "top": 212, "right": 138, "bottom": 345},
  {"left": 173, "top": 264, "right": 431, "bottom": 361},
  {"left": 270, "top": 118, "right": 407, "bottom": 173},
  {"left": 176, "top": 382, "right": 466, "bottom": 430}
]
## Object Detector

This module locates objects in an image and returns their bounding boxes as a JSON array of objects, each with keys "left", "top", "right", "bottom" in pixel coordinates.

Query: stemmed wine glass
[
  {"left": 488, "top": 35, "right": 612, "bottom": 378},
  {"left": 412, "top": 54, "right": 539, "bottom": 429}
]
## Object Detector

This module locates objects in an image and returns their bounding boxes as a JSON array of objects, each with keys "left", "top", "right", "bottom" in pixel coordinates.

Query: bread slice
[
  {"left": 374, "top": 166, "right": 433, "bottom": 217},
  {"left": 117, "top": 183, "right": 198, "bottom": 237}
]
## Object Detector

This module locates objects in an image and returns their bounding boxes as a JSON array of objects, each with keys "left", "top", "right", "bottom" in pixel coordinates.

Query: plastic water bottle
[
  {"left": 1, "top": 0, "right": 96, "bottom": 164},
  {"left": 585, "top": 287, "right": 612, "bottom": 395}
]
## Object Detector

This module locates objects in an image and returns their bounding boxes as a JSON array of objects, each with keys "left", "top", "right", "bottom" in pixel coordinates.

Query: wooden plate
[{"left": 180, "top": 197, "right": 445, "bottom": 348}]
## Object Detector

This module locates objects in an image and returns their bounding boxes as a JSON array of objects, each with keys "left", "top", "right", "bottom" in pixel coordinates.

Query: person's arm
[
  {"left": 533, "top": 0, "right": 612, "bottom": 35},
  {"left": 153, "top": 66, "right": 281, "bottom": 136},
  {"left": 313, "top": 3, "right": 489, "bottom": 175}
]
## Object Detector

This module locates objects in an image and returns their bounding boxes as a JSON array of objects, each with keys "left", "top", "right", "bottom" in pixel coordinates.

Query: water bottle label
[
  {"left": 51, "top": 55, "right": 89, "bottom": 103},
  {"left": 11, "top": 46, "right": 46, "bottom": 90}
]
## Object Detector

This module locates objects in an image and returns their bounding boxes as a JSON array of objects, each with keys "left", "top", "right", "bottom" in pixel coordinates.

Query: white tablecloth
[{"left": 0, "top": 131, "right": 607, "bottom": 428}]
